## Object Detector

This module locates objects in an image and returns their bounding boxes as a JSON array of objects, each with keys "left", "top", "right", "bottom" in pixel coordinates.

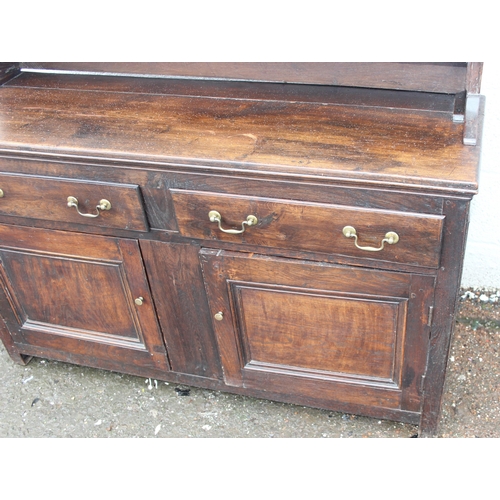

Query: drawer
[
  {"left": 0, "top": 173, "right": 149, "bottom": 232},
  {"left": 171, "top": 189, "right": 445, "bottom": 268}
]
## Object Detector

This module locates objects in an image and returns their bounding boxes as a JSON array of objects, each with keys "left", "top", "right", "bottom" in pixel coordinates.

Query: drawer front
[
  {"left": 0, "top": 173, "right": 149, "bottom": 232},
  {"left": 171, "top": 190, "right": 444, "bottom": 268}
]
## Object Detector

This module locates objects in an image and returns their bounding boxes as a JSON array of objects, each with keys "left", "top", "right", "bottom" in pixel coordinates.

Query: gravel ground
[
  {"left": 438, "top": 288, "right": 500, "bottom": 438},
  {"left": 1, "top": 288, "right": 498, "bottom": 438}
]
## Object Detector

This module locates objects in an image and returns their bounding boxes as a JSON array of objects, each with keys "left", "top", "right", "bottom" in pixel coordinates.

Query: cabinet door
[
  {"left": 0, "top": 225, "right": 169, "bottom": 373},
  {"left": 200, "top": 249, "right": 435, "bottom": 420}
]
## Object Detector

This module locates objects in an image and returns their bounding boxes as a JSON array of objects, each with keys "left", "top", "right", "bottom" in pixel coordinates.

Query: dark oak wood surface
[
  {"left": 0, "top": 63, "right": 19, "bottom": 85},
  {"left": 8, "top": 72, "right": 457, "bottom": 113},
  {"left": 0, "top": 225, "right": 169, "bottom": 371},
  {"left": 0, "top": 64, "right": 484, "bottom": 437},
  {"left": 0, "top": 172, "right": 149, "bottom": 232},
  {"left": 420, "top": 198, "right": 473, "bottom": 432},
  {"left": 20, "top": 62, "right": 469, "bottom": 93},
  {"left": 139, "top": 240, "right": 222, "bottom": 379},
  {"left": 171, "top": 189, "right": 445, "bottom": 268},
  {"left": 200, "top": 249, "right": 434, "bottom": 413},
  {"left": 0, "top": 73, "right": 480, "bottom": 194}
]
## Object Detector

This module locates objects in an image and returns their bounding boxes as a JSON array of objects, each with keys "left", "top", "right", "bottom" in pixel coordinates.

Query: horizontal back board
[{"left": 20, "top": 62, "right": 469, "bottom": 93}]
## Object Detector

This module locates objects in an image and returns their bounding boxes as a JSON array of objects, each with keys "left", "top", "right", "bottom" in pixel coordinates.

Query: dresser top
[{"left": 0, "top": 70, "right": 483, "bottom": 195}]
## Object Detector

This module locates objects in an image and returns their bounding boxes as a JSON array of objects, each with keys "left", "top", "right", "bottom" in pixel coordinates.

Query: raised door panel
[
  {"left": 236, "top": 286, "right": 405, "bottom": 381},
  {"left": 0, "top": 225, "right": 169, "bottom": 372},
  {"left": 200, "top": 249, "right": 435, "bottom": 418}
]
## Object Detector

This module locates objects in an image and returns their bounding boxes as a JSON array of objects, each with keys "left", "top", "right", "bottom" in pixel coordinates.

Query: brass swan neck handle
[
  {"left": 342, "top": 226, "right": 399, "bottom": 252},
  {"left": 208, "top": 210, "right": 258, "bottom": 235},
  {"left": 67, "top": 196, "right": 111, "bottom": 218}
]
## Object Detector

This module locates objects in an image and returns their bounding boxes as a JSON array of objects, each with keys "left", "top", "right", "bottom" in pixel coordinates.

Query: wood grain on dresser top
[{"left": 0, "top": 72, "right": 481, "bottom": 195}]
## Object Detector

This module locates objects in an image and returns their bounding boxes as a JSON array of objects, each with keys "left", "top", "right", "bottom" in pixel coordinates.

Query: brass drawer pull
[
  {"left": 342, "top": 225, "right": 399, "bottom": 252},
  {"left": 0, "top": 188, "right": 4, "bottom": 198},
  {"left": 208, "top": 210, "right": 258, "bottom": 235},
  {"left": 67, "top": 196, "right": 111, "bottom": 218}
]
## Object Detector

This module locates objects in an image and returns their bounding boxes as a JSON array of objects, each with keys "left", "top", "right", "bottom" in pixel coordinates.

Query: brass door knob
[
  {"left": 135, "top": 297, "right": 144, "bottom": 306},
  {"left": 214, "top": 312, "right": 224, "bottom": 321}
]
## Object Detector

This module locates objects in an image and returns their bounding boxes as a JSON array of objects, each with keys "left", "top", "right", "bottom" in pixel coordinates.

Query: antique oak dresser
[{"left": 0, "top": 63, "right": 484, "bottom": 436}]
